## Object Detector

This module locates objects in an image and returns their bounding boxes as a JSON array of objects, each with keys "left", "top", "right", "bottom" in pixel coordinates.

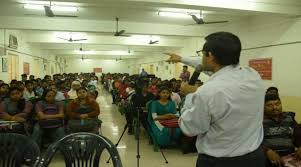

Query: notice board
[
  {"left": 23, "top": 62, "right": 30, "bottom": 75},
  {"left": 249, "top": 58, "right": 272, "bottom": 80},
  {"left": 93, "top": 68, "right": 102, "bottom": 73}
]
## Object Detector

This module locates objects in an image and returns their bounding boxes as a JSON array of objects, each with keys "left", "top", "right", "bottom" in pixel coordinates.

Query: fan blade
[
  {"left": 70, "top": 39, "right": 87, "bottom": 42},
  {"left": 115, "top": 30, "right": 126, "bottom": 36},
  {"left": 119, "top": 30, "right": 126, "bottom": 35},
  {"left": 149, "top": 40, "right": 159, "bottom": 44},
  {"left": 203, "top": 21, "right": 229, "bottom": 24},
  {"left": 54, "top": 15, "right": 78, "bottom": 18},
  {"left": 191, "top": 15, "right": 202, "bottom": 24},
  {"left": 57, "top": 37, "right": 68, "bottom": 41},
  {"left": 44, "top": 6, "right": 55, "bottom": 17},
  {"left": 185, "top": 23, "right": 198, "bottom": 26},
  {"left": 120, "top": 34, "right": 131, "bottom": 37}
]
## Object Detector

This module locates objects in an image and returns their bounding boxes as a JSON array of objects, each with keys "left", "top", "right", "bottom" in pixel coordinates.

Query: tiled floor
[{"left": 49, "top": 86, "right": 197, "bottom": 167}]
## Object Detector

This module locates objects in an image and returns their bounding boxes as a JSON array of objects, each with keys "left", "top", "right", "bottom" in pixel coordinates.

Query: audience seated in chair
[
  {"left": 131, "top": 83, "right": 155, "bottom": 132},
  {"left": 263, "top": 94, "right": 301, "bottom": 167},
  {"left": 0, "top": 83, "right": 9, "bottom": 102},
  {"left": 50, "top": 84, "right": 65, "bottom": 101},
  {"left": 67, "top": 87, "right": 101, "bottom": 133},
  {"left": 0, "top": 87, "right": 32, "bottom": 134},
  {"left": 67, "top": 80, "right": 81, "bottom": 99},
  {"left": 23, "top": 80, "right": 36, "bottom": 100},
  {"left": 148, "top": 86, "right": 182, "bottom": 146},
  {"left": 32, "top": 89, "right": 66, "bottom": 147}
]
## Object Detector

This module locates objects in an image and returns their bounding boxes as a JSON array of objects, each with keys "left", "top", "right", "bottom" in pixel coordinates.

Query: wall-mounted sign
[
  {"left": 23, "top": 62, "right": 30, "bottom": 75},
  {"left": 249, "top": 58, "right": 272, "bottom": 80},
  {"left": 93, "top": 68, "right": 102, "bottom": 73}
]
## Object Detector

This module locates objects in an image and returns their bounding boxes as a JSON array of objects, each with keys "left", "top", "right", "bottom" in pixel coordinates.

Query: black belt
[{"left": 198, "top": 147, "right": 262, "bottom": 161}]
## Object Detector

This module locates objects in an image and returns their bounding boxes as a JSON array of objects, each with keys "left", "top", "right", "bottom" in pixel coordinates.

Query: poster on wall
[
  {"left": 249, "top": 58, "right": 272, "bottom": 80},
  {"left": 23, "top": 62, "right": 30, "bottom": 75},
  {"left": 2, "top": 57, "right": 8, "bottom": 72},
  {"left": 93, "top": 68, "right": 102, "bottom": 73}
]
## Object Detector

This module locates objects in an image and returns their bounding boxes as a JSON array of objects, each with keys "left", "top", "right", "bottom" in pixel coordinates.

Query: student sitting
[
  {"left": 0, "top": 83, "right": 9, "bottom": 102},
  {"left": 0, "top": 87, "right": 32, "bottom": 134},
  {"left": 67, "top": 80, "right": 81, "bottom": 99},
  {"left": 263, "top": 94, "right": 301, "bottom": 167},
  {"left": 49, "top": 84, "right": 65, "bottom": 101},
  {"left": 149, "top": 86, "right": 182, "bottom": 146},
  {"left": 131, "top": 83, "right": 155, "bottom": 132},
  {"left": 31, "top": 89, "right": 65, "bottom": 147},
  {"left": 67, "top": 87, "right": 101, "bottom": 133},
  {"left": 23, "top": 80, "right": 36, "bottom": 100},
  {"left": 88, "top": 90, "right": 98, "bottom": 100}
]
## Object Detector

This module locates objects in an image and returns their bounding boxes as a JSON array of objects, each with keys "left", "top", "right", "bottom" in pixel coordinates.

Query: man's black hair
[
  {"left": 266, "top": 87, "right": 278, "bottom": 93},
  {"left": 203, "top": 32, "right": 241, "bottom": 66},
  {"left": 265, "top": 94, "right": 280, "bottom": 103}
]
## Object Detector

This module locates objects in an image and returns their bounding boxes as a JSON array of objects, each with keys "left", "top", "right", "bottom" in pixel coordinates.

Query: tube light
[
  {"left": 51, "top": 6, "right": 78, "bottom": 12},
  {"left": 24, "top": 4, "right": 78, "bottom": 12},
  {"left": 108, "top": 50, "right": 129, "bottom": 55},
  {"left": 24, "top": 4, "right": 44, "bottom": 10},
  {"left": 75, "top": 50, "right": 96, "bottom": 55},
  {"left": 158, "top": 11, "right": 191, "bottom": 18}
]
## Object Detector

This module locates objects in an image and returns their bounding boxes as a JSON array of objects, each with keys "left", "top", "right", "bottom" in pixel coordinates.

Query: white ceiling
[{"left": 0, "top": 0, "right": 300, "bottom": 60}]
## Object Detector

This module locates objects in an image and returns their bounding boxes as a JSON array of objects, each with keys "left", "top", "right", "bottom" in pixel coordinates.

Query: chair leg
[{"left": 159, "top": 148, "right": 169, "bottom": 164}]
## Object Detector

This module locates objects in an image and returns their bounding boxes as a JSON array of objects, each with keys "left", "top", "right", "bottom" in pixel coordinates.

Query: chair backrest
[
  {"left": 39, "top": 132, "right": 122, "bottom": 167},
  {"left": 146, "top": 100, "right": 154, "bottom": 124},
  {"left": 0, "top": 133, "right": 40, "bottom": 167}
]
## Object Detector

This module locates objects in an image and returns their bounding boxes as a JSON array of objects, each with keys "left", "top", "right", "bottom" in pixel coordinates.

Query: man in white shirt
[
  {"left": 50, "top": 84, "right": 65, "bottom": 101},
  {"left": 23, "top": 80, "right": 36, "bottom": 100},
  {"left": 166, "top": 32, "right": 265, "bottom": 167}
]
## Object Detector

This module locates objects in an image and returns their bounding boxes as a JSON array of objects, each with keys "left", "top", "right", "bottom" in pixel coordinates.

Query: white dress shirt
[
  {"left": 182, "top": 57, "right": 201, "bottom": 68},
  {"left": 179, "top": 65, "right": 265, "bottom": 157}
]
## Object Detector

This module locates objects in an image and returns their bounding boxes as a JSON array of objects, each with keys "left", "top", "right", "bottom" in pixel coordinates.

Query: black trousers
[{"left": 196, "top": 147, "right": 265, "bottom": 167}]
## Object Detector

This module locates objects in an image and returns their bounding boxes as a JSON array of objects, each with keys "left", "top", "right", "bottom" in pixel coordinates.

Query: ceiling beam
[
  {"left": 0, "top": 16, "right": 203, "bottom": 37},
  {"left": 125, "top": 0, "right": 301, "bottom": 15},
  {"left": 25, "top": 34, "right": 185, "bottom": 47},
  {"left": 17, "top": 0, "right": 300, "bottom": 15}
]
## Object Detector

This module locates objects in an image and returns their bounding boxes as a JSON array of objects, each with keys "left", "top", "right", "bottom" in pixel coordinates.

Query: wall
[
  {"left": 242, "top": 17, "right": 301, "bottom": 122},
  {"left": 0, "top": 29, "right": 63, "bottom": 82},
  {"left": 127, "top": 37, "right": 210, "bottom": 81},
  {"left": 128, "top": 16, "right": 301, "bottom": 122},
  {"left": 65, "top": 58, "right": 130, "bottom": 75},
  {"left": 204, "top": 16, "right": 301, "bottom": 122}
]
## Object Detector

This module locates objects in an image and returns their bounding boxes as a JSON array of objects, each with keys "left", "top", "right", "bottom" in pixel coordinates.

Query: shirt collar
[{"left": 207, "top": 65, "right": 240, "bottom": 82}]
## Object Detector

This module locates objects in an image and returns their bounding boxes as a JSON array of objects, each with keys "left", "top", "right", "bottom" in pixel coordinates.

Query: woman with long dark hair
[
  {"left": 0, "top": 87, "right": 32, "bottom": 133},
  {"left": 32, "top": 89, "right": 65, "bottom": 147},
  {"left": 148, "top": 86, "right": 182, "bottom": 146},
  {"left": 0, "top": 83, "right": 9, "bottom": 102},
  {"left": 67, "top": 87, "right": 101, "bottom": 133}
]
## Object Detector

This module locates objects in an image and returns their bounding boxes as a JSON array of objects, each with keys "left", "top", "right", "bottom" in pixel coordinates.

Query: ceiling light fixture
[
  {"left": 160, "top": 8, "right": 200, "bottom": 13},
  {"left": 108, "top": 50, "right": 129, "bottom": 55},
  {"left": 24, "top": 4, "right": 78, "bottom": 12},
  {"left": 158, "top": 11, "right": 191, "bottom": 18},
  {"left": 75, "top": 50, "right": 96, "bottom": 55},
  {"left": 157, "top": 8, "right": 207, "bottom": 18},
  {"left": 51, "top": 6, "right": 78, "bottom": 12}
]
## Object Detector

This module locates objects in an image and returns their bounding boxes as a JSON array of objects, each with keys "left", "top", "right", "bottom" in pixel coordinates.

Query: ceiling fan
[
  {"left": 187, "top": 11, "right": 228, "bottom": 25},
  {"left": 114, "top": 17, "right": 130, "bottom": 37},
  {"left": 44, "top": 5, "right": 77, "bottom": 18},
  {"left": 116, "top": 56, "right": 123, "bottom": 61},
  {"left": 58, "top": 36, "right": 87, "bottom": 42},
  {"left": 25, "top": 1, "right": 78, "bottom": 18},
  {"left": 149, "top": 40, "right": 159, "bottom": 44}
]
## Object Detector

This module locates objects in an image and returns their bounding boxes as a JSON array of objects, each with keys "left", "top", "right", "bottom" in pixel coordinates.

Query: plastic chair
[
  {"left": 0, "top": 133, "right": 40, "bottom": 167},
  {"left": 37, "top": 132, "right": 123, "bottom": 167}
]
